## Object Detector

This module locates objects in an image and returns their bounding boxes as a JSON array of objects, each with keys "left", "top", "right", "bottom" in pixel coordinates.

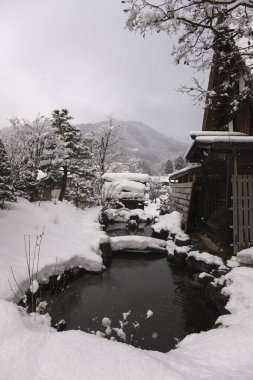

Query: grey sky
[{"left": 0, "top": 0, "right": 204, "bottom": 142}]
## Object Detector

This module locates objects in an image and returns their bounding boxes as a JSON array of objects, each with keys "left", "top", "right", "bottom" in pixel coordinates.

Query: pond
[{"left": 47, "top": 223, "right": 220, "bottom": 352}]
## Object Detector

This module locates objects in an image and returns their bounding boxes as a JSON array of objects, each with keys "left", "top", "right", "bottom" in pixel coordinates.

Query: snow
[
  {"left": 144, "top": 201, "right": 160, "bottom": 217},
  {"left": 2, "top": 199, "right": 253, "bottom": 378},
  {"left": 102, "top": 172, "right": 149, "bottom": 183},
  {"left": 104, "top": 207, "right": 154, "bottom": 223},
  {"left": 30, "top": 280, "right": 39, "bottom": 294},
  {"left": 237, "top": 246, "right": 253, "bottom": 265},
  {"left": 146, "top": 309, "right": 153, "bottom": 319},
  {"left": 102, "top": 317, "right": 111, "bottom": 327},
  {"left": 152, "top": 211, "right": 184, "bottom": 236},
  {"left": 199, "top": 272, "right": 214, "bottom": 279},
  {"left": 189, "top": 131, "right": 246, "bottom": 140},
  {"left": 168, "top": 164, "right": 201, "bottom": 179},
  {"left": 122, "top": 310, "right": 131, "bottom": 320},
  {"left": 195, "top": 135, "right": 253, "bottom": 144},
  {"left": 188, "top": 250, "right": 226, "bottom": 269},
  {"left": 2, "top": 266, "right": 253, "bottom": 379},
  {"left": 0, "top": 199, "right": 106, "bottom": 299},
  {"left": 117, "top": 192, "right": 145, "bottom": 200},
  {"left": 109, "top": 236, "right": 167, "bottom": 252}
]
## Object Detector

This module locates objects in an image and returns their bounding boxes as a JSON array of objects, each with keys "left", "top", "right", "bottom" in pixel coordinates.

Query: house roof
[
  {"left": 169, "top": 165, "right": 202, "bottom": 180},
  {"left": 189, "top": 131, "right": 246, "bottom": 140},
  {"left": 186, "top": 135, "right": 253, "bottom": 162}
]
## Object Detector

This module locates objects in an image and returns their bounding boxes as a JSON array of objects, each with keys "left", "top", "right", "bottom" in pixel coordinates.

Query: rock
[
  {"left": 127, "top": 219, "right": 138, "bottom": 230},
  {"left": 55, "top": 319, "right": 67, "bottom": 332},
  {"left": 198, "top": 272, "right": 215, "bottom": 285},
  {"left": 186, "top": 255, "right": 220, "bottom": 273},
  {"left": 100, "top": 241, "right": 112, "bottom": 258},
  {"left": 175, "top": 236, "right": 191, "bottom": 246}
]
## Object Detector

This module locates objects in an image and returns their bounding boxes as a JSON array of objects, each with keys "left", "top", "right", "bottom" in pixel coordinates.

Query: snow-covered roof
[
  {"left": 168, "top": 165, "right": 202, "bottom": 179},
  {"left": 189, "top": 131, "right": 246, "bottom": 140},
  {"left": 185, "top": 134, "right": 253, "bottom": 161},
  {"left": 194, "top": 135, "right": 253, "bottom": 144},
  {"left": 150, "top": 176, "right": 170, "bottom": 183},
  {"left": 102, "top": 172, "right": 149, "bottom": 183}
]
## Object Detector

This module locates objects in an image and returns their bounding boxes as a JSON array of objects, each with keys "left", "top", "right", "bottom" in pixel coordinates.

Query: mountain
[{"left": 77, "top": 120, "right": 188, "bottom": 174}]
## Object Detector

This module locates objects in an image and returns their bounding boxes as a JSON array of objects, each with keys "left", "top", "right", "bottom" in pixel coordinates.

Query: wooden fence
[
  {"left": 232, "top": 175, "right": 253, "bottom": 253},
  {"left": 171, "top": 181, "right": 193, "bottom": 230}
]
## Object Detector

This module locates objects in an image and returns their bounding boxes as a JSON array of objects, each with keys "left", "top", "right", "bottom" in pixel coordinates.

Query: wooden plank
[
  {"left": 173, "top": 192, "right": 191, "bottom": 200},
  {"left": 173, "top": 187, "right": 192, "bottom": 195},
  {"left": 232, "top": 175, "right": 238, "bottom": 254},
  {"left": 243, "top": 176, "right": 249, "bottom": 247},
  {"left": 238, "top": 176, "right": 244, "bottom": 251},
  {"left": 172, "top": 182, "right": 193, "bottom": 189},
  {"left": 173, "top": 201, "right": 188, "bottom": 212},
  {"left": 174, "top": 197, "right": 190, "bottom": 207},
  {"left": 248, "top": 175, "right": 253, "bottom": 246}
]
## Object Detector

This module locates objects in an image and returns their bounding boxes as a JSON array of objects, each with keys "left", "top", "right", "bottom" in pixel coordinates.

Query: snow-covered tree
[
  {"left": 123, "top": 0, "right": 253, "bottom": 108},
  {"left": 1, "top": 116, "right": 58, "bottom": 200},
  {"left": 174, "top": 155, "right": 186, "bottom": 170},
  {"left": 165, "top": 159, "right": 173, "bottom": 174},
  {"left": 51, "top": 109, "right": 94, "bottom": 203},
  {"left": 89, "top": 115, "right": 121, "bottom": 176},
  {"left": 0, "top": 139, "right": 16, "bottom": 207}
]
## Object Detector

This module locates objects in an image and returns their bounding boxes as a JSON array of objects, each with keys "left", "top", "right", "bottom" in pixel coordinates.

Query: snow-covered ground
[
  {"left": 0, "top": 199, "right": 106, "bottom": 300},
  {"left": 1, "top": 266, "right": 253, "bottom": 379},
  {"left": 1, "top": 200, "right": 253, "bottom": 379}
]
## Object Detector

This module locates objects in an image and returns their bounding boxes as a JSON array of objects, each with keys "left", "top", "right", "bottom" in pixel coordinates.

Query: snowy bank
[
  {"left": 1, "top": 266, "right": 253, "bottom": 379},
  {"left": 0, "top": 199, "right": 106, "bottom": 299}
]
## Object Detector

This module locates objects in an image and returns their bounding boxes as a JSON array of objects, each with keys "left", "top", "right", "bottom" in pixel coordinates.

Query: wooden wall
[
  {"left": 171, "top": 182, "right": 193, "bottom": 230},
  {"left": 232, "top": 175, "right": 253, "bottom": 253}
]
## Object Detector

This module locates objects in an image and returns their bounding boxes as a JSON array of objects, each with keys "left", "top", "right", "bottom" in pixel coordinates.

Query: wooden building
[{"left": 170, "top": 47, "right": 253, "bottom": 254}]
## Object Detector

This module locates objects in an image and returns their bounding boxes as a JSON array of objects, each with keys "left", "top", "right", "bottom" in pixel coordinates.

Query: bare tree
[
  {"left": 89, "top": 115, "right": 121, "bottom": 176},
  {"left": 123, "top": 0, "right": 253, "bottom": 108}
]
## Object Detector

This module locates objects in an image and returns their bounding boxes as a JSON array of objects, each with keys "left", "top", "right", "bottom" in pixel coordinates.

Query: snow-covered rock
[
  {"left": 187, "top": 251, "right": 226, "bottom": 271},
  {"left": 237, "top": 247, "right": 253, "bottom": 265},
  {"left": 109, "top": 236, "right": 167, "bottom": 253},
  {"left": 152, "top": 211, "right": 184, "bottom": 237}
]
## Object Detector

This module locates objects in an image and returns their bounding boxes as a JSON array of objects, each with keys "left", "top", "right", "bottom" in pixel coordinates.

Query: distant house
[{"left": 170, "top": 46, "right": 253, "bottom": 254}]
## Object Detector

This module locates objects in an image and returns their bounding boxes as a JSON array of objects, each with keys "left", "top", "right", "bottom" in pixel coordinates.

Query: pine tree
[
  {"left": 165, "top": 159, "right": 173, "bottom": 174},
  {"left": 174, "top": 156, "right": 186, "bottom": 171},
  {"left": 0, "top": 140, "right": 16, "bottom": 207},
  {"left": 52, "top": 109, "right": 94, "bottom": 203}
]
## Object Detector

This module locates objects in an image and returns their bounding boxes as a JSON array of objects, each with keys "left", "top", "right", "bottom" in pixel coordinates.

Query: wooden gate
[{"left": 232, "top": 175, "right": 253, "bottom": 253}]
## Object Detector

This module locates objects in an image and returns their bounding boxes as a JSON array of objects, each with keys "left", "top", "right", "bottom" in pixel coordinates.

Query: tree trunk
[{"left": 59, "top": 166, "right": 68, "bottom": 201}]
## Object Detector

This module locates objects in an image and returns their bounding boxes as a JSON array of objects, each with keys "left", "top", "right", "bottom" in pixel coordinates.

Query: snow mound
[
  {"left": 152, "top": 211, "right": 183, "bottom": 236},
  {"left": 0, "top": 199, "right": 106, "bottom": 299},
  {"left": 237, "top": 247, "right": 253, "bottom": 265},
  {"left": 110, "top": 236, "right": 167, "bottom": 252},
  {"left": 188, "top": 251, "right": 226, "bottom": 269},
  {"left": 102, "top": 172, "right": 149, "bottom": 183}
]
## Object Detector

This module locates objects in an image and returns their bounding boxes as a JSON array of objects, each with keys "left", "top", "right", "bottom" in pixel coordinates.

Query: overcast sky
[{"left": 0, "top": 0, "right": 205, "bottom": 142}]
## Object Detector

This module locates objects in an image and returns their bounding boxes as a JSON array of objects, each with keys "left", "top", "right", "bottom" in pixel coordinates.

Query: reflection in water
[{"left": 48, "top": 252, "right": 219, "bottom": 352}]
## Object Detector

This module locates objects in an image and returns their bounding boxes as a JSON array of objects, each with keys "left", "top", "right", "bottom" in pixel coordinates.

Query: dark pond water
[{"left": 48, "top": 223, "right": 219, "bottom": 352}]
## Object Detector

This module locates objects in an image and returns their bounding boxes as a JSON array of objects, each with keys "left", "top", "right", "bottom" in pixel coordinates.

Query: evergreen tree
[
  {"left": 165, "top": 159, "right": 173, "bottom": 174},
  {"left": 174, "top": 156, "right": 186, "bottom": 171},
  {"left": 0, "top": 140, "right": 16, "bottom": 207},
  {"left": 52, "top": 109, "right": 94, "bottom": 203}
]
